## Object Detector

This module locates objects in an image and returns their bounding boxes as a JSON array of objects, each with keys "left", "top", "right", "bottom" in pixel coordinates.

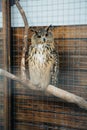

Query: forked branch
[{"left": 0, "top": 0, "right": 87, "bottom": 110}]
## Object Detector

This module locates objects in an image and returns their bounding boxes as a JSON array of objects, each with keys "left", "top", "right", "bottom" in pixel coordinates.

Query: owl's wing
[
  {"left": 50, "top": 46, "right": 59, "bottom": 87},
  {"left": 27, "top": 45, "right": 34, "bottom": 79}
]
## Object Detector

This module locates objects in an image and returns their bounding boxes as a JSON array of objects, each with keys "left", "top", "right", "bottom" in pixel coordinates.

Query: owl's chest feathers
[
  {"left": 29, "top": 44, "right": 54, "bottom": 68},
  {"left": 28, "top": 44, "right": 56, "bottom": 89}
]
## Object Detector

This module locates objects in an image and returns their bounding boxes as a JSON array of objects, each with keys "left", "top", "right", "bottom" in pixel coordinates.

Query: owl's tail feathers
[{"left": 47, "top": 85, "right": 87, "bottom": 110}]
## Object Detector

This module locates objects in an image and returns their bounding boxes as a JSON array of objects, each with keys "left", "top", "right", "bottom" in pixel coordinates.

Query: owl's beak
[{"left": 43, "top": 38, "right": 46, "bottom": 42}]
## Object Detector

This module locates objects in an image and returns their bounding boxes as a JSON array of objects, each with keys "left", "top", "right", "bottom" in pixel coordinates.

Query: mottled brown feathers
[{"left": 28, "top": 26, "right": 59, "bottom": 91}]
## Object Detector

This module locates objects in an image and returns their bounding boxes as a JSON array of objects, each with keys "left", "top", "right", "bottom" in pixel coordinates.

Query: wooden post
[{"left": 2, "top": 0, "right": 11, "bottom": 130}]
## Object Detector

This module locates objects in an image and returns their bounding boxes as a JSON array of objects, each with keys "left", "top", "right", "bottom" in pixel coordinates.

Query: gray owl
[{"left": 28, "top": 25, "right": 59, "bottom": 91}]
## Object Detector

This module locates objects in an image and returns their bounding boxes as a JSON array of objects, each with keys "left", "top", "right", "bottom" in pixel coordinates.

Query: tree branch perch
[
  {"left": 0, "top": 68, "right": 87, "bottom": 109},
  {"left": 47, "top": 85, "right": 87, "bottom": 109}
]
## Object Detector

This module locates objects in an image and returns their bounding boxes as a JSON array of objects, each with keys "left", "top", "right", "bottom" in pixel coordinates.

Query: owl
[{"left": 28, "top": 25, "right": 59, "bottom": 92}]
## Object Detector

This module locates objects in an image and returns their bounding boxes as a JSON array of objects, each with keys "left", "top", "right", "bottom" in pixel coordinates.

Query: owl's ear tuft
[{"left": 46, "top": 25, "right": 54, "bottom": 32}]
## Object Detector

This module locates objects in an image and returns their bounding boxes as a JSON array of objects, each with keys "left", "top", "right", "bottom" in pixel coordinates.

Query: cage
[{"left": 0, "top": 0, "right": 87, "bottom": 130}]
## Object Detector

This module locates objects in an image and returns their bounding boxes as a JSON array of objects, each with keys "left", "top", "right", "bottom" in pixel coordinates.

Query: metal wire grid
[
  {"left": 11, "top": 0, "right": 87, "bottom": 27},
  {"left": 8, "top": 0, "right": 87, "bottom": 129}
]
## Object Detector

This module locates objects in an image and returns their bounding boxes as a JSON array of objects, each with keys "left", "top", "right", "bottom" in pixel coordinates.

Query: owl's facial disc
[
  {"left": 36, "top": 31, "right": 48, "bottom": 43},
  {"left": 32, "top": 27, "right": 54, "bottom": 45}
]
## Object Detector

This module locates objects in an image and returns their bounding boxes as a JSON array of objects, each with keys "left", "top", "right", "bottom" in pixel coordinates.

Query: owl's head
[{"left": 31, "top": 25, "right": 54, "bottom": 45}]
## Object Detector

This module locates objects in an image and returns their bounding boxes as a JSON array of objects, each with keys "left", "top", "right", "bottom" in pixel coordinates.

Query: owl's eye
[
  {"left": 45, "top": 33, "right": 48, "bottom": 37},
  {"left": 37, "top": 35, "right": 41, "bottom": 38}
]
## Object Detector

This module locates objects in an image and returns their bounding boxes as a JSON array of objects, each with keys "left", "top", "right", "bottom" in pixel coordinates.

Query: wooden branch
[
  {"left": 0, "top": 68, "right": 36, "bottom": 90},
  {"left": 0, "top": 68, "right": 87, "bottom": 110},
  {"left": 47, "top": 85, "right": 87, "bottom": 110},
  {"left": 15, "top": 0, "right": 29, "bottom": 80}
]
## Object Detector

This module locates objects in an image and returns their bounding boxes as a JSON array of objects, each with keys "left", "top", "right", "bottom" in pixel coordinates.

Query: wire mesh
[
  {"left": 0, "top": 0, "right": 87, "bottom": 130},
  {"left": 11, "top": 0, "right": 87, "bottom": 130},
  {"left": 10, "top": 0, "right": 87, "bottom": 130}
]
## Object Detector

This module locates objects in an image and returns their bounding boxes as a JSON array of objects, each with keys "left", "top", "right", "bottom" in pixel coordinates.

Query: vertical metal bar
[{"left": 2, "top": 0, "right": 11, "bottom": 130}]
